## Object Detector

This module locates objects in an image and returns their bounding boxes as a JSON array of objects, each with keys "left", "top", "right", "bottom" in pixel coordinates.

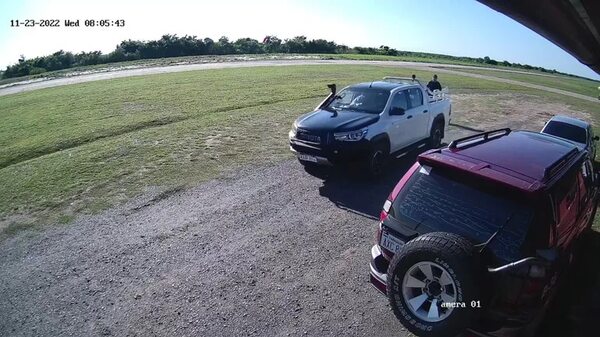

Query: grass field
[
  {"left": 443, "top": 66, "right": 600, "bottom": 98},
  {"left": 1, "top": 64, "right": 600, "bottom": 235}
]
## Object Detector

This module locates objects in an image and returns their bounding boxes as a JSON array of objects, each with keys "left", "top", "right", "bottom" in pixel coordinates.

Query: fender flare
[{"left": 369, "top": 134, "right": 391, "bottom": 154}]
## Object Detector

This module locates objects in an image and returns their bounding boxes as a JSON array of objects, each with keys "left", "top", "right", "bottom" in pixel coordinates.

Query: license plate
[
  {"left": 298, "top": 153, "right": 318, "bottom": 163},
  {"left": 380, "top": 231, "right": 405, "bottom": 254}
]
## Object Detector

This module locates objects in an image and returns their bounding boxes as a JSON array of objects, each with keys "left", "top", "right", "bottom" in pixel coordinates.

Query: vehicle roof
[
  {"left": 418, "top": 130, "right": 584, "bottom": 193},
  {"left": 350, "top": 81, "right": 414, "bottom": 91},
  {"left": 547, "top": 115, "right": 590, "bottom": 129}
]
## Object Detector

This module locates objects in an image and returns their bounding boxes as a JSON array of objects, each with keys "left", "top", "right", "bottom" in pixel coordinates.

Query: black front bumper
[{"left": 289, "top": 133, "right": 371, "bottom": 166}]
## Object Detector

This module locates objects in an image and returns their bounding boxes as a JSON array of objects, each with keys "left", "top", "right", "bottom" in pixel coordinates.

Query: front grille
[{"left": 296, "top": 129, "right": 322, "bottom": 143}]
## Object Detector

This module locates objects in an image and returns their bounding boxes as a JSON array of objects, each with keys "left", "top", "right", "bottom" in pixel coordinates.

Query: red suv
[{"left": 369, "top": 129, "right": 598, "bottom": 337}]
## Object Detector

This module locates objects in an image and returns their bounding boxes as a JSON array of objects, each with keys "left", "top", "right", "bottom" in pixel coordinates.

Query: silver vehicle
[{"left": 541, "top": 115, "right": 598, "bottom": 159}]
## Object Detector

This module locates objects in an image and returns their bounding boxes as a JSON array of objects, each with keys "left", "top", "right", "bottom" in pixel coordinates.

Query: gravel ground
[{"left": 0, "top": 154, "right": 430, "bottom": 337}]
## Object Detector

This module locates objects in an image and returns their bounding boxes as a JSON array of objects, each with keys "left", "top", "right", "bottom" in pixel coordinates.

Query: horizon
[{"left": 1, "top": 0, "right": 600, "bottom": 80}]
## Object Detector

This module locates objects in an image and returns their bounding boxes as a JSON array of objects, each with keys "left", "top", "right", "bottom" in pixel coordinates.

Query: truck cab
[{"left": 289, "top": 77, "right": 452, "bottom": 176}]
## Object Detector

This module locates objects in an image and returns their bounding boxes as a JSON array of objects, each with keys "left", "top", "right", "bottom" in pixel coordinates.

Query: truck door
[
  {"left": 576, "top": 160, "right": 595, "bottom": 233},
  {"left": 552, "top": 171, "right": 581, "bottom": 249},
  {"left": 405, "top": 87, "right": 429, "bottom": 143},
  {"left": 387, "top": 90, "right": 412, "bottom": 152}
]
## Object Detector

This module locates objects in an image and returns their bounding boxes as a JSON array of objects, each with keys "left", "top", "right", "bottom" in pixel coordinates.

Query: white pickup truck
[{"left": 289, "top": 77, "right": 452, "bottom": 176}]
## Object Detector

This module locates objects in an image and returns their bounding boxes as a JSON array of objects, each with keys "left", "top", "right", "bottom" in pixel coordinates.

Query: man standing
[{"left": 427, "top": 74, "right": 442, "bottom": 92}]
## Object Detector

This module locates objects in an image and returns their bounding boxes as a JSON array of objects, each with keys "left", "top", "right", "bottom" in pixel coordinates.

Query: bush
[
  {"left": 29, "top": 67, "right": 47, "bottom": 75},
  {"left": 0, "top": 34, "right": 575, "bottom": 79}
]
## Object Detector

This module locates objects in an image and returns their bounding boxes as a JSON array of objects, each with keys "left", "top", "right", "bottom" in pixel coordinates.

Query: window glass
[
  {"left": 407, "top": 88, "right": 423, "bottom": 108},
  {"left": 543, "top": 121, "right": 587, "bottom": 144},
  {"left": 325, "top": 88, "right": 390, "bottom": 114},
  {"left": 390, "top": 90, "right": 408, "bottom": 112},
  {"left": 389, "top": 166, "right": 533, "bottom": 253}
]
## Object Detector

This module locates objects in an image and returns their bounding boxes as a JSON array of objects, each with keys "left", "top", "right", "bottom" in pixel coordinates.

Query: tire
[
  {"left": 429, "top": 121, "right": 443, "bottom": 149},
  {"left": 366, "top": 141, "right": 389, "bottom": 178},
  {"left": 387, "top": 232, "right": 483, "bottom": 337}
]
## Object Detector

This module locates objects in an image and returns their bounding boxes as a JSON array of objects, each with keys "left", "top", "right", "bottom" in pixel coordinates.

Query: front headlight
[
  {"left": 289, "top": 121, "right": 298, "bottom": 138},
  {"left": 334, "top": 128, "right": 368, "bottom": 142}
]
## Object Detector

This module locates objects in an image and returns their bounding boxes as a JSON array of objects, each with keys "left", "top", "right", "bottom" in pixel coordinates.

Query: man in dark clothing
[{"left": 427, "top": 74, "right": 442, "bottom": 92}]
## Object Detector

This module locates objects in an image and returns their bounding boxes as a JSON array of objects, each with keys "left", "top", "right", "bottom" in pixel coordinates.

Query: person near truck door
[{"left": 427, "top": 74, "right": 442, "bottom": 92}]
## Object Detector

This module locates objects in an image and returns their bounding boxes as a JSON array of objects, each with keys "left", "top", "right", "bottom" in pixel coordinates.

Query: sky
[{"left": 1, "top": 0, "right": 599, "bottom": 80}]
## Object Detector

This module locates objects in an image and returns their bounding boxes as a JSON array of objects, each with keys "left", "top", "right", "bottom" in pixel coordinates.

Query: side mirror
[
  {"left": 390, "top": 107, "right": 405, "bottom": 116},
  {"left": 593, "top": 136, "right": 599, "bottom": 141}
]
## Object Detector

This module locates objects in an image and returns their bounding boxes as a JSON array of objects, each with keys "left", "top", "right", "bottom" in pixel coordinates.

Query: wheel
[
  {"left": 366, "top": 142, "right": 389, "bottom": 178},
  {"left": 429, "top": 121, "right": 443, "bottom": 149},
  {"left": 387, "top": 232, "right": 483, "bottom": 337}
]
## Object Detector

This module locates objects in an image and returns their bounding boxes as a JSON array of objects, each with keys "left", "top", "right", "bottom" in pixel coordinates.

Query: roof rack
[
  {"left": 382, "top": 76, "right": 421, "bottom": 86},
  {"left": 448, "top": 128, "right": 511, "bottom": 149},
  {"left": 543, "top": 147, "right": 579, "bottom": 180}
]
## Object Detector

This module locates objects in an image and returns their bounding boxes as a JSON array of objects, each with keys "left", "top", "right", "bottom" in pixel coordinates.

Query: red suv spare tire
[{"left": 386, "top": 232, "right": 483, "bottom": 337}]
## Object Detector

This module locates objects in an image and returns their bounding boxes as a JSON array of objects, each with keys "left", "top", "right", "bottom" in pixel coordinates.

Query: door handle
[
  {"left": 407, "top": 115, "right": 413, "bottom": 119},
  {"left": 423, "top": 110, "right": 428, "bottom": 113}
]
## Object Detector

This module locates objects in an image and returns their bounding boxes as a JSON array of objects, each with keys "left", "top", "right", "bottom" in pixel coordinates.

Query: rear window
[
  {"left": 389, "top": 165, "right": 534, "bottom": 260},
  {"left": 543, "top": 121, "right": 587, "bottom": 144}
]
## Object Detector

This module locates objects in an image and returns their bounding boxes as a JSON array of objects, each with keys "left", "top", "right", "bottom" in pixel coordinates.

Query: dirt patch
[
  {"left": 451, "top": 93, "right": 591, "bottom": 131},
  {"left": 0, "top": 213, "right": 36, "bottom": 234}
]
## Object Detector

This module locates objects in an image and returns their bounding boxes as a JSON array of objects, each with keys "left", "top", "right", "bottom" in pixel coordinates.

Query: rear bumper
[{"left": 369, "top": 245, "right": 389, "bottom": 295}]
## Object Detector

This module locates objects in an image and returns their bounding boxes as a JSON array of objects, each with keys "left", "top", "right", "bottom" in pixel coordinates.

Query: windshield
[
  {"left": 543, "top": 121, "right": 587, "bottom": 144},
  {"left": 389, "top": 165, "right": 534, "bottom": 260},
  {"left": 325, "top": 88, "right": 390, "bottom": 114}
]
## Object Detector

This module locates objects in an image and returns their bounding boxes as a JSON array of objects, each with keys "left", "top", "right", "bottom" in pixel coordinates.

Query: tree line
[{"left": 1, "top": 34, "right": 569, "bottom": 79}]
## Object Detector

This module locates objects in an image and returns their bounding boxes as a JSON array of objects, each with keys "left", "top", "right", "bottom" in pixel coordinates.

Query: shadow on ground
[
  {"left": 315, "top": 151, "right": 420, "bottom": 220},
  {"left": 308, "top": 147, "right": 600, "bottom": 337}
]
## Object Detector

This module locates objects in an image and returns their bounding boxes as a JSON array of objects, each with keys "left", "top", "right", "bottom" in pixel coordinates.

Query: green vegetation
[
  {"left": 1, "top": 64, "right": 599, "bottom": 236},
  {"left": 444, "top": 67, "right": 600, "bottom": 98},
  {"left": 3, "top": 34, "right": 580, "bottom": 79}
]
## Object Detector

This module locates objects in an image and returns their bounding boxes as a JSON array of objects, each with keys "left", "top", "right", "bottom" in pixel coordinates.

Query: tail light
[
  {"left": 522, "top": 278, "right": 544, "bottom": 295},
  {"left": 376, "top": 199, "right": 392, "bottom": 243},
  {"left": 379, "top": 199, "right": 392, "bottom": 222},
  {"left": 375, "top": 222, "right": 383, "bottom": 244},
  {"left": 375, "top": 163, "right": 420, "bottom": 244}
]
